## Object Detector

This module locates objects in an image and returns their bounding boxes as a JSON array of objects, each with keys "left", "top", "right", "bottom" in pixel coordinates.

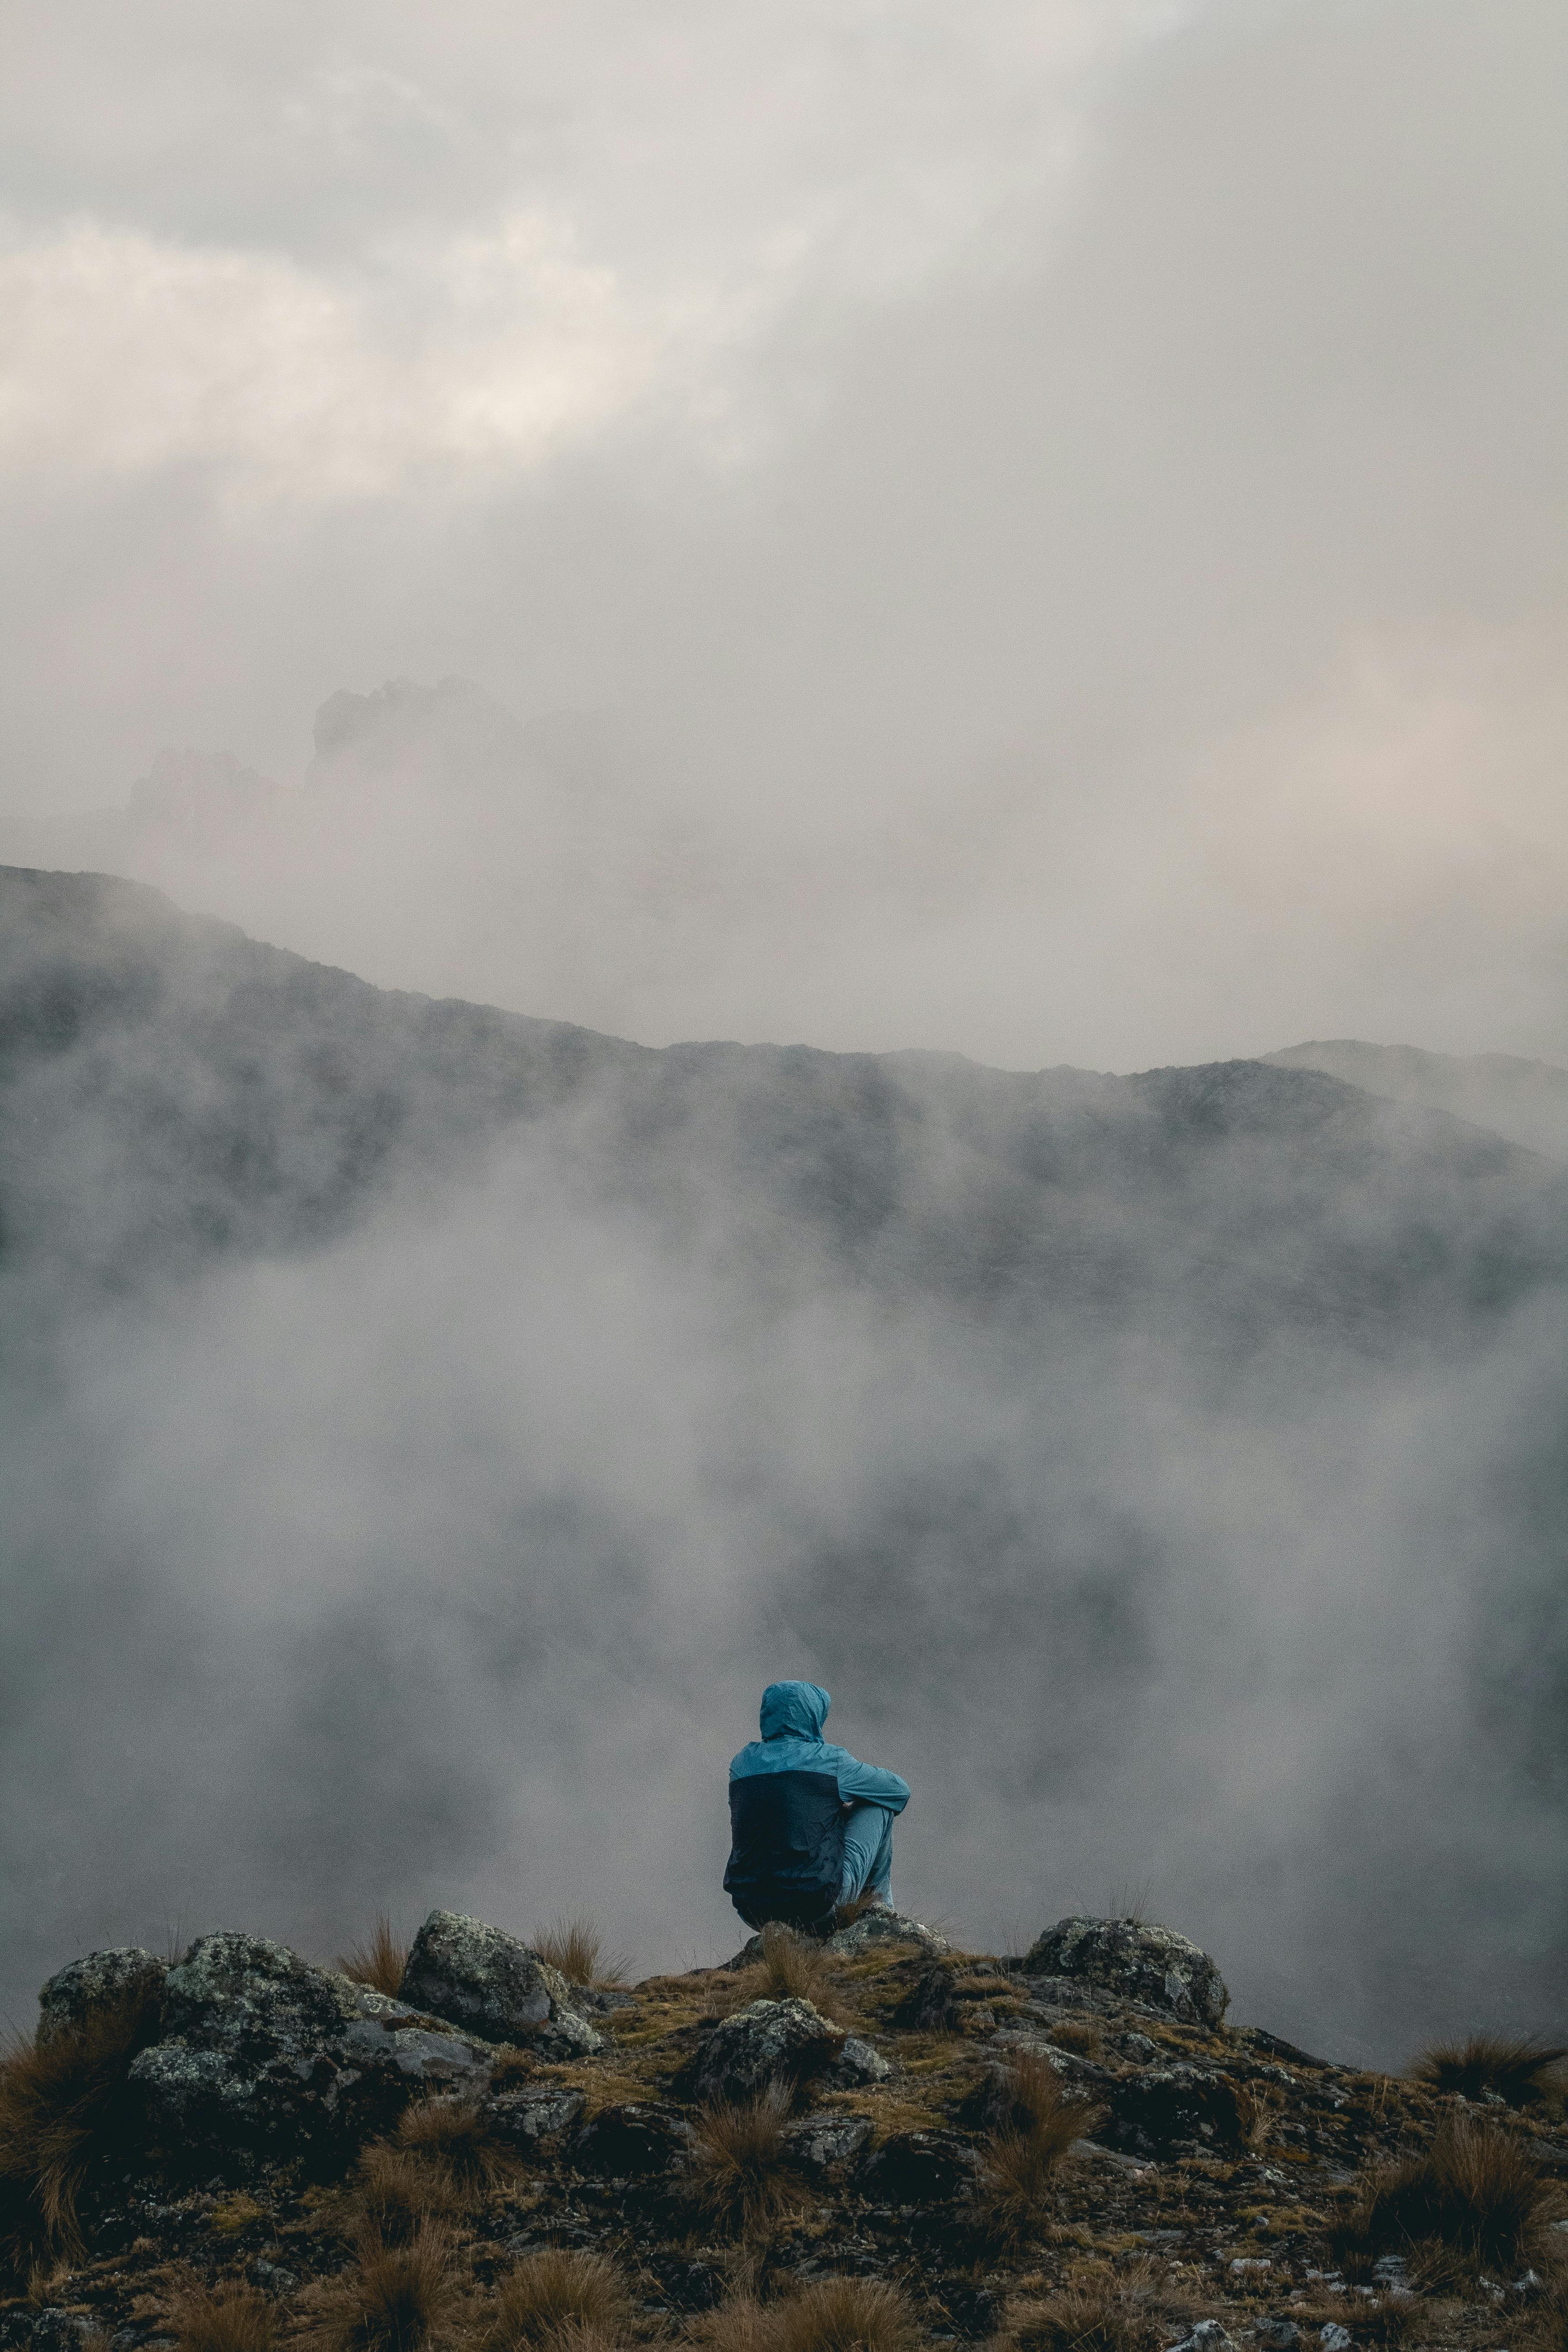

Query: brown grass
[
  {"left": 687, "top": 2087, "right": 805, "bottom": 2236},
  {"left": 479, "top": 2249, "right": 634, "bottom": 2352},
  {"left": 975, "top": 2052, "right": 1104, "bottom": 2250},
  {"left": 711, "top": 1926, "right": 856, "bottom": 2029},
  {"left": 1000, "top": 2265, "right": 1166, "bottom": 2352},
  {"left": 1409, "top": 2034, "right": 1568, "bottom": 2109},
  {"left": 690, "top": 2279, "right": 920, "bottom": 2352},
  {"left": 355, "top": 2146, "right": 466, "bottom": 2241},
  {"left": 172, "top": 2284, "right": 278, "bottom": 2352},
  {"left": 306, "top": 2228, "right": 459, "bottom": 2352},
  {"left": 337, "top": 1918, "right": 411, "bottom": 2002},
  {"left": 529, "top": 1920, "right": 627, "bottom": 1989},
  {"left": 397, "top": 2097, "right": 505, "bottom": 2190},
  {"left": 1336, "top": 2116, "right": 1563, "bottom": 2273},
  {"left": 0, "top": 1984, "right": 165, "bottom": 2269}
]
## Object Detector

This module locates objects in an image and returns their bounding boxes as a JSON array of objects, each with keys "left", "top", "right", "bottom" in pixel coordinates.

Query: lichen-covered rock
[
  {"left": 127, "top": 1930, "right": 491, "bottom": 2166},
  {"left": 822, "top": 2034, "right": 893, "bottom": 2088},
  {"left": 677, "top": 1998, "right": 845, "bottom": 2105},
  {"left": 484, "top": 2085, "right": 585, "bottom": 2146},
  {"left": 783, "top": 2112, "right": 874, "bottom": 2169},
  {"left": 826, "top": 1906, "right": 949, "bottom": 1958},
  {"left": 1022, "top": 1917, "right": 1229, "bottom": 2028},
  {"left": 37, "top": 1947, "right": 167, "bottom": 2046},
  {"left": 570, "top": 2102, "right": 692, "bottom": 2177},
  {"left": 398, "top": 1910, "right": 602, "bottom": 2053}
]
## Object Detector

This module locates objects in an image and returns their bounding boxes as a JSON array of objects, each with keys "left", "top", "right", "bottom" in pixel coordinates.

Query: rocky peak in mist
[{"left": 1265, "top": 1038, "right": 1568, "bottom": 1162}]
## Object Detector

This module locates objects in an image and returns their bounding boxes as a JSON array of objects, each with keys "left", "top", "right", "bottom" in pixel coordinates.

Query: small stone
[
  {"left": 1256, "top": 2324, "right": 1299, "bottom": 2350},
  {"left": 484, "top": 2086, "right": 585, "bottom": 2145},
  {"left": 822, "top": 2035, "right": 892, "bottom": 2087},
  {"left": 249, "top": 2261, "right": 298, "bottom": 2295},
  {"left": 1166, "top": 2323, "right": 1235, "bottom": 2352},
  {"left": 1230, "top": 2259, "right": 1272, "bottom": 2274},
  {"left": 783, "top": 2113, "right": 874, "bottom": 2169},
  {"left": 825, "top": 1906, "right": 950, "bottom": 1958},
  {"left": 1319, "top": 2328, "right": 1352, "bottom": 2352}
]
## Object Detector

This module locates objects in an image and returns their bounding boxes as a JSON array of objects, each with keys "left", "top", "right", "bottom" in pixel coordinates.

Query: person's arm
[{"left": 833, "top": 1749, "right": 910, "bottom": 1813}]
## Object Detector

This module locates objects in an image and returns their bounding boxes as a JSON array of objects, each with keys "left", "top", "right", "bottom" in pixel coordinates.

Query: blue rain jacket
[{"left": 723, "top": 1681, "right": 910, "bottom": 1926}]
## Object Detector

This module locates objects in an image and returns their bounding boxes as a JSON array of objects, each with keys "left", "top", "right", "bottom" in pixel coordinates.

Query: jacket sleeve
[{"left": 833, "top": 1749, "right": 910, "bottom": 1813}]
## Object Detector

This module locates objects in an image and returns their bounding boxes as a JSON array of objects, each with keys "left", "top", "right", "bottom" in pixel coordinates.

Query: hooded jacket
[{"left": 723, "top": 1681, "right": 910, "bottom": 1925}]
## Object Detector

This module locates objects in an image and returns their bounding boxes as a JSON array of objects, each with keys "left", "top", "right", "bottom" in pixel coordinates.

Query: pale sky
[{"left": 2, "top": 0, "right": 1565, "bottom": 1068}]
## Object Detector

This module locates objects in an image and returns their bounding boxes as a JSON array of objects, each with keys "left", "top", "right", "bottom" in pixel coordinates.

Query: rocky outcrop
[
  {"left": 1022, "top": 1917, "right": 1229, "bottom": 2028},
  {"left": 36, "top": 1947, "right": 167, "bottom": 2046},
  {"left": 826, "top": 1905, "right": 949, "bottom": 1958},
  {"left": 570, "top": 2100, "right": 693, "bottom": 2178},
  {"left": 1106, "top": 2063, "right": 1258, "bottom": 2155},
  {"left": 127, "top": 1931, "right": 490, "bottom": 2165},
  {"left": 481, "top": 2085, "right": 585, "bottom": 2147},
  {"left": 860, "top": 2127, "right": 981, "bottom": 2205},
  {"left": 783, "top": 2112, "right": 874, "bottom": 2169},
  {"left": 398, "top": 1910, "right": 601, "bottom": 2056},
  {"left": 676, "top": 1997, "right": 845, "bottom": 2105}
]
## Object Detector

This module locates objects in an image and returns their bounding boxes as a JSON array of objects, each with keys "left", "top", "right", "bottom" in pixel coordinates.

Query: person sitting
[{"left": 723, "top": 1679, "right": 910, "bottom": 1934}]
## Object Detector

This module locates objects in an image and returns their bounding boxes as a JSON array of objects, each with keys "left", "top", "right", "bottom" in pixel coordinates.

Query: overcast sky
[{"left": 2, "top": 0, "right": 1566, "bottom": 1068}]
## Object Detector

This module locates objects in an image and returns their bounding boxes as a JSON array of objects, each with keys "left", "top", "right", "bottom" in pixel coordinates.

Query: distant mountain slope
[
  {"left": 1265, "top": 1038, "right": 1568, "bottom": 1161},
  {"left": 5, "top": 867, "right": 1566, "bottom": 1362}
]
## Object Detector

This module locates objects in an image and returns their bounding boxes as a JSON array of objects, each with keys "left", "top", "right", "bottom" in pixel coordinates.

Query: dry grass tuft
[
  {"left": 337, "top": 1919, "right": 411, "bottom": 2002},
  {"left": 396, "top": 2097, "right": 505, "bottom": 2191},
  {"left": 305, "top": 2227, "right": 458, "bottom": 2352},
  {"left": 172, "top": 2284, "right": 278, "bottom": 2352},
  {"left": 1337, "top": 2116, "right": 1563, "bottom": 2273},
  {"left": 480, "top": 2248, "right": 634, "bottom": 2352},
  {"left": 1000, "top": 2265, "right": 1166, "bottom": 2352},
  {"left": 0, "top": 1984, "right": 165, "bottom": 2269},
  {"left": 1409, "top": 2034, "right": 1568, "bottom": 2109},
  {"left": 355, "top": 2146, "right": 465, "bottom": 2241},
  {"left": 976, "top": 2052, "right": 1104, "bottom": 2249},
  {"left": 691, "top": 2279, "right": 919, "bottom": 2352},
  {"left": 529, "top": 1920, "right": 626, "bottom": 1989},
  {"left": 712, "top": 1926, "right": 856, "bottom": 2029},
  {"left": 688, "top": 2087, "right": 805, "bottom": 2236}
]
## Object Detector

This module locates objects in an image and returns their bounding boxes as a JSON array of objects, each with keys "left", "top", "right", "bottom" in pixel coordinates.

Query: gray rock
[
  {"left": 27, "top": 2313, "right": 100, "bottom": 2352},
  {"left": 1256, "top": 2324, "right": 1299, "bottom": 2351},
  {"left": 398, "top": 1910, "right": 602, "bottom": 2053},
  {"left": 826, "top": 1906, "right": 950, "bottom": 1958},
  {"left": 678, "top": 1997, "right": 845, "bottom": 2105},
  {"left": 248, "top": 2261, "right": 299, "bottom": 2296},
  {"left": 822, "top": 2034, "right": 893, "bottom": 2087},
  {"left": 1165, "top": 2327, "right": 1235, "bottom": 2352},
  {"left": 1108, "top": 2063, "right": 1254, "bottom": 2155},
  {"left": 783, "top": 2112, "right": 875, "bottom": 2169},
  {"left": 128, "top": 1930, "right": 491, "bottom": 2163},
  {"left": 1023, "top": 1918, "right": 1229, "bottom": 2029},
  {"left": 37, "top": 1947, "right": 167, "bottom": 2046},
  {"left": 483, "top": 2085, "right": 586, "bottom": 2146},
  {"left": 1318, "top": 2328, "right": 1352, "bottom": 2352}
]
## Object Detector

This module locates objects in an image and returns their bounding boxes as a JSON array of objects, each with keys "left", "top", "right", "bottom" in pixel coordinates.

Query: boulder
[
  {"left": 822, "top": 2034, "right": 893, "bottom": 2088},
  {"left": 676, "top": 1998, "right": 845, "bottom": 2106},
  {"left": 127, "top": 1930, "right": 491, "bottom": 2166},
  {"left": 398, "top": 1910, "right": 601, "bottom": 2055},
  {"left": 1021, "top": 1918, "right": 1229, "bottom": 2029},
  {"left": 37, "top": 1948, "right": 167, "bottom": 2046}
]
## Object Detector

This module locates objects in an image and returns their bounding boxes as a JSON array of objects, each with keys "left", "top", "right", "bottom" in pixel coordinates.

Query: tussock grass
[
  {"left": 712, "top": 1926, "right": 856, "bottom": 2029},
  {"left": 305, "top": 2227, "right": 458, "bottom": 2352},
  {"left": 479, "top": 2249, "right": 633, "bottom": 2352},
  {"left": 529, "top": 1920, "right": 627, "bottom": 1989},
  {"left": 355, "top": 2146, "right": 466, "bottom": 2240},
  {"left": 688, "top": 2087, "right": 805, "bottom": 2236},
  {"left": 691, "top": 2279, "right": 920, "bottom": 2352},
  {"left": 396, "top": 2097, "right": 505, "bottom": 2191},
  {"left": 0, "top": 1984, "right": 165, "bottom": 2269},
  {"left": 999, "top": 2265, "right": 1166, "bottom": 2352},
  {"left": 1336, "top": 2116, "right": 1563, "bottom": 2273},
  {"left": 1288, "top": 2294, "right": 1418, "bottom": 2349},
  {"left": 1409, "top": 2034, "right": 1568, "bottom": 2109},
  {"left": 975, "top": 2051, "right": 1104, "bottom": 2249},
  {"left": 337, "top": 1919, "right": 411, "bottom": 2002},
  {"left": 171, "top": 2284, "right": 278, "bottom": 2352}
]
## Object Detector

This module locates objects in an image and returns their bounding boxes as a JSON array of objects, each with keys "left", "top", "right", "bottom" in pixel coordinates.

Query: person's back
[{"left": 724, "top": 1680, "right": 910, "bottom": 1934}]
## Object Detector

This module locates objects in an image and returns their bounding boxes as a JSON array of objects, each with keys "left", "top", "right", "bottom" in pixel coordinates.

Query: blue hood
[{"left": 760, "top": 1680, "right": 830, "bottom": 1740}]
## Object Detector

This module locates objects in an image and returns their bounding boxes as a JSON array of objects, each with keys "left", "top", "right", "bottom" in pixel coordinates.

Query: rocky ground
[{"left": 2, "top": 1911, "right": 1563, "bottom": 2352}]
